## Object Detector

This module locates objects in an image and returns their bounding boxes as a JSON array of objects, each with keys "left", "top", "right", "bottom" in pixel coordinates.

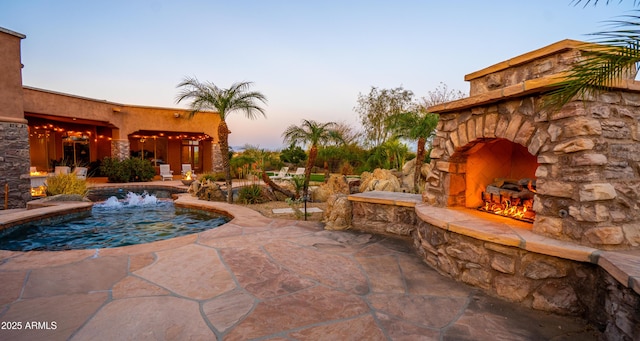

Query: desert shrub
[
  {"left": 100, "top": 157, "right": 131, "bottom": 183},
  {"left": 280, "top": 143, "right": 307, "bottom": 165},
  {"left": 238, "top": 184, "right": 264, "bottom": 204},
  {"left": 45, "top": 173, "right": 88, "bottom": 196},
  {"left": 340, "top": 161, "right": 354, "bottom": 175},
  {"left": 100, "top": 157, "right": 155, "bottom": 183},
  {"left": 287, "top": 175, "right": 306, "bottom": 197},
  {"left": 200, "top": 172, "right": 225, "bottom": 182}
]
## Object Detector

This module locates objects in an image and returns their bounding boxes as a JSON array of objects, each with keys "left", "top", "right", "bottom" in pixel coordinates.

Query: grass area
[
  {"left": 264, "top": 171, "right": 361, "bottom": 183},
  {"left": 310, "top": 174, "right": 324, "bottom": 182}
]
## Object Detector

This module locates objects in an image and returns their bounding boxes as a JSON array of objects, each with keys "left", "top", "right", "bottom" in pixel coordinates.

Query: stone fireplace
[
  {"left": 348, "top": 39, "right": 640, "bottom": 340},
  {"left": 424, "top": 39, "right": 640, "bottom": 250}
]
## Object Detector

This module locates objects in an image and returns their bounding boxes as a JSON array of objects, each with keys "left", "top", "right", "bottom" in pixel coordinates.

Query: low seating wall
[{"left": 348, "top": 191, "right": 640, "bottom": 341}]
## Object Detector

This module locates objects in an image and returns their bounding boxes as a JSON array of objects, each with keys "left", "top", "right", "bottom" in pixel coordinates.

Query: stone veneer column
[
  {"left": 211, "top": 143, "right": 223, "bottom": 173},
  {"left": 0, "top": 28, "right": 30, "bottom": 208},
  {"left": 1, "top": 121, "right": 31, "bottom": 208},
  {"left": 110, "top": 139, "right": 130, "bottom": 161}
]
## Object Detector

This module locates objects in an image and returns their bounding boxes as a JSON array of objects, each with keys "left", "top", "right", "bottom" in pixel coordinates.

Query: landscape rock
[
  {"left": 323, "top": 194, "right": 352, "bottom": 231},
  {"left": 314, "top": 175, "right": 350, "bottom": 202},
  {"left": 359, "top": 169, "right": 401, "bottom": 193},
  {"left": 193, "top": 180, "right": 226, "bottom": 202}
]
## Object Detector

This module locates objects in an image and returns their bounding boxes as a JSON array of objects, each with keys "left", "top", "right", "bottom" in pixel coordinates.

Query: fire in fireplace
[{"left": 479, "top": 178, "right": 536, "bottom": 222}]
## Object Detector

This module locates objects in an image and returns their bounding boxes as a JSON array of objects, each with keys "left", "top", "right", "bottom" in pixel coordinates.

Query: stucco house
[{"left": 0, "top": 26, "right": 223, "bottom": 208}]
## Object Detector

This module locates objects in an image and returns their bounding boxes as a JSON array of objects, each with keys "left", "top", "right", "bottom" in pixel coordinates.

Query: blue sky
[{"left": 1, "top": 1, "right": 637, "bottom": 149}]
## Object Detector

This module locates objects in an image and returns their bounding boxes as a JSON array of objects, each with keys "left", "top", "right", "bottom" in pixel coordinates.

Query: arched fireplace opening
[{"left": 449, "top": 138, "right": 538, "bottom": 222}]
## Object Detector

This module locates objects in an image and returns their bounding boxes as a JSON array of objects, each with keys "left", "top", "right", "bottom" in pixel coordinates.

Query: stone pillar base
[
  {"left": 111, "top": 139, "right": 130, "bottom": 161},
  {"left": 0, "top": 121, "right": 31, "bottom": 209}
]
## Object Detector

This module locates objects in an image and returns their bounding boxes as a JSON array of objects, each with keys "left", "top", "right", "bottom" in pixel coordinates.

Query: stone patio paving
[{"left": 0, "top": 195, "right": 601, "bottom": 340}]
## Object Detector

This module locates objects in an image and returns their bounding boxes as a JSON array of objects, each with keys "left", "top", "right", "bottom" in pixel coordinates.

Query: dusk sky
[{"left": 1, "top": 1, "right": 637, "bottom": 150}]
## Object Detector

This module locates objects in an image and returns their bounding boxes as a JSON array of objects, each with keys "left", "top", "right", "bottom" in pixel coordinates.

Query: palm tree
[
  {"left": 282, "top": 119, "right": 343, "bottom": 198},
  {"left": 176, "top": 77, "right": 267, "bottom": 203},
  {"left": 547, "top": 2, "right": 640, "bottom": 107},
  {"left": 387, "top": 111, "right": 439, "bottom": 193}
]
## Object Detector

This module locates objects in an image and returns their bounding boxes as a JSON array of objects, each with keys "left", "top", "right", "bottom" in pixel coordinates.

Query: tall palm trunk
[
  {"left": 414, "top": 137, "right": 426, "bottom": 193},
  {"left": 303, "top": 145, "right": 317, "bottom": 198},
  {"left": 218, "top": 120, "right": 233, "bottom": 203}
]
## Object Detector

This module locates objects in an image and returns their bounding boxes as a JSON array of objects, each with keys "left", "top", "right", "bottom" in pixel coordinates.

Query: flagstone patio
[{"left": 0, "top": 191, "right": 600, "bottom": 340}]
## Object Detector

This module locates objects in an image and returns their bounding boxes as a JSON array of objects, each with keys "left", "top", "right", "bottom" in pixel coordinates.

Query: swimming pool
[{"left": 0, "top": 192, "right": 229, "bottom": 251}]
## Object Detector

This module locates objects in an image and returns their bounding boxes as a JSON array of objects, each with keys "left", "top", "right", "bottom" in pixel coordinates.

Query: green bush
[
  {"left": 100, "top": 157, "right": 155, "bottom": 183},
  {"left": 279, "top": 143, "right": 307, "bottom": 165},
  {"left": 45, "top": 173, "right": 88, "bottom": 196},
  {"left": 238, "top": 184, "right": 265, "bottom": 204},
  {"left": 100, "top": 157, "right": 131, "bottom": 183},
  {"left": 126, "top": 158, "right": 156, "bottom": 182}
]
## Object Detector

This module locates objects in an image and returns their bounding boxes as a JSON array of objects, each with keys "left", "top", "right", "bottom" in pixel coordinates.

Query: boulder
[
  {"left": 402, "top": 158, "right": 416, "bottom": 176},
  {"left": 323, "top": 194, "right": 352, "bottom": 231},
  {"left": 314, "top": 174, "right": 350, "bottom": 202},
  {"left": 194, "top": 180, "right": 226, "bottom": 202},
  {"left": 400, "top": 159, "right": 432, "bottom": 193},
  {"left": 401, "top": 159, "right": 416, "bottom": 190},
  {"left": 359, "top": 168, "right": 401, "bottom": 192}
]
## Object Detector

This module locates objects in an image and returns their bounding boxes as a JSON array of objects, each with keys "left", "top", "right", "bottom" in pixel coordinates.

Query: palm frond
[
  {"left": 545, "top": 12, "right": 640, "bottom": 108},
  {"left": 175, "top": 77, "right": 267, "bottom": 121},
  {"left": 571, "top": 0, "right": 640, "bottom": 7}
]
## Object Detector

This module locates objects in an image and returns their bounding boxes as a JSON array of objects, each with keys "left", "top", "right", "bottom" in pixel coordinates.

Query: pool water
[{"left": 0, "top": 193, "right": 229, "bottom": 251}]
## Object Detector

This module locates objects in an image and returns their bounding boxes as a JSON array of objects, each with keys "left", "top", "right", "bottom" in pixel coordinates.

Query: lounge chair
[
  {"left": 284, "top": 167, "right": 305, "bottom": 179},
  {"left": 269, "top": 167, "right": 289, "bottom": 180},
  {"left": 159, "top": 164, "right": 174, "bottom": 181},
  {"left": 74, "top": 167, "right": 88, "bottom": 180}
]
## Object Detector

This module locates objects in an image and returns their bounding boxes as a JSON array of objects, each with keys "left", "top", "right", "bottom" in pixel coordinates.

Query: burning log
[{"left": 480, "top": 178, "right": 536, "bottom": 222}]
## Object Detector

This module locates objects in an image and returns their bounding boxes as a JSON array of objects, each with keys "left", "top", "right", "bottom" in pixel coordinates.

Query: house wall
[
  {"left": 22, "top": 87, "right": 222, "bottom": 174},
  {"left": 0, "top": 28, "right": 30, "bottom": 208}
]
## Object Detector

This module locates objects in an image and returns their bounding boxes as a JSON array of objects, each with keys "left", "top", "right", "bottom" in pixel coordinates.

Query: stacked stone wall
[
  {"left": 351, "top": 202, "right": 416, "bottom": 238},
  {"left": 414, "top": 219, "right": 595, "bottom": 314},
  {"left": 413, "top": 219, "right": 640, "bottom": 341},
  {"left": 468, "top": 49, "right": 580, "bottom": 96},
  {"left": 0, "top": 122, "right": 30, "bottom": 209},
  {"left": 597, "top": 268, "right": 640, "bottom": 340}
]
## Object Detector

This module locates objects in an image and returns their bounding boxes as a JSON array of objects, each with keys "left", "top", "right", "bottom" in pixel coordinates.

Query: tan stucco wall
[
  {"left": 0, "top": 28, "right": 26, "bottom": 122},
  {"left": 23, "top": 87, "right": 123, "bottom": 127},
  {"left": 22, "top": 87, "right": 220, "bottom": 142},
  {"left": 120, "top": 105, "right": 219, "bottom": 141}
]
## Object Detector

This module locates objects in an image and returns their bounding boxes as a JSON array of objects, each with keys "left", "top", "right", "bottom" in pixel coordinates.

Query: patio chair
[
  {"left": 181, "top": 164, "right": 192, "bottom": 175},
  {"left": 269, "top": 167, "right": 289, "bottom": 181},
  {"left": 159, "top": 164, "right": 174, "bottom": 181},
  {"left": 54, "top": 166, "right": 70, "bottom": 175},
  {"left": 284, "top": 167, "right": 305, "bottom": 179},
  {"left": 73, "top": 167, "right": 88, "bottom": 180}
]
